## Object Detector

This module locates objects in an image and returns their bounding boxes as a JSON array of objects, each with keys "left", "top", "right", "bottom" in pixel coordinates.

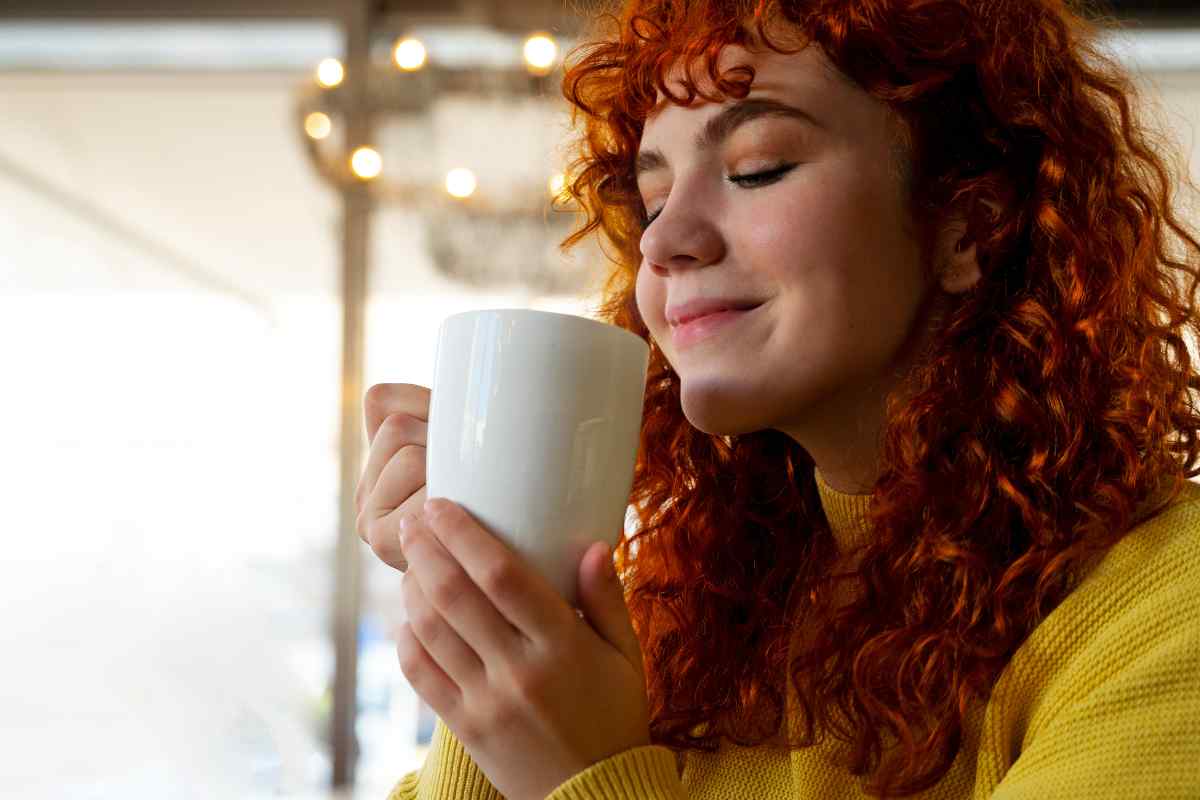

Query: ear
[{"left": 933, "top": 212, "right": 983, "bottom": 295}]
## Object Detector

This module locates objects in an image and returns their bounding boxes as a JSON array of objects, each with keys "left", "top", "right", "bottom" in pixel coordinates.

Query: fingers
[
  {"left": 402, "top": 512, "right": 528, "bottom": 667},
  {"left": 359, "top": 485, "right": 426, "bottom": 572},
  {"left": 366, "top": 440, "right": 426, "bottom": 517},
  {"left": 364, "top": 383, "right": 431, "bottom": 445},
  {"left": 401, "top": 566, "right": 487, "bottom": 692},
  {"left": 356, "top": 413, "right": 427, "bottom": 515},
  {"left": 422, "top": 499, "right": 569, "bottom": 645},
  {"left": 355, "top": 383, "right": 432, "bottom": 574},
  {"left": 394, "top": 615, "right": 464, "bottom": 720}
]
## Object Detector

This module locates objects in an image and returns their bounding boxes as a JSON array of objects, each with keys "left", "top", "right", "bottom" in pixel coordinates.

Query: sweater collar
[
  {"left": 812, "top": 468, "right": 1183, "bottom": 555},
  {"left": 813, "top": 467, "right": 874, "bottom": 554}
]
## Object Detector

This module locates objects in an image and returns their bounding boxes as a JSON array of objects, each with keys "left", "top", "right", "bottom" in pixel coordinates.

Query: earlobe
[
  {"left": 941, "top": 242, "right": 982, "bottom": 294},
  {"left": 934, "top": 215, "right": 983, "bottom": 294}
]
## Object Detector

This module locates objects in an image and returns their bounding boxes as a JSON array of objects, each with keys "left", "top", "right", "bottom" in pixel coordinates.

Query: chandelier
[{"left": 295, "top": 26, "right": 606, "bottom": 296}]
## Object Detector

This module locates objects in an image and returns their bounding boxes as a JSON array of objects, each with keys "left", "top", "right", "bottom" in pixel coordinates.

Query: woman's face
[{"left": 635, "top": 42, "right": 952, "bottom": 453}]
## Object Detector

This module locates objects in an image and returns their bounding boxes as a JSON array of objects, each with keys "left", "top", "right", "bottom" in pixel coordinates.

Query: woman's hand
[
  {"left": 356, "top": 383, "right": 432, "bottom": 572},
  {"left": 396, "top": 497, "right": 651, "bottom": 800}
]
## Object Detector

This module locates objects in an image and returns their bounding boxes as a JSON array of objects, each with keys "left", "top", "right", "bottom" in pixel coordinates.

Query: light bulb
[
  {"left": 316, "top": 58, "right": 344, "bottom": 88},
  {"left": 351, "top": 147, "right": 382, "bottom": 180},
  {"left": 445, "top": 168, "right": 477, "bottom": 198},
  {"left": 523, "top": 34, "right": 558, "bottom": 73},
  {"left": 304, "top": 112, "right": 332, "bottom": 140},
  {"left": 393, "top": 38, "right": 427, "bottom": 71}
]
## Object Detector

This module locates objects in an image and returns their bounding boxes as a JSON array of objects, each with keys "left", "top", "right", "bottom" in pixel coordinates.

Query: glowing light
[
  {"left": 304, "top": 112, "right": 332, "bottom": 140},
  {"left": 548, "top": 172, "right": 567, "bottom": 198},
  {"left": 393, "top": 38, "right": 427, "bottom": 71},
  {"left": 316, "top": 58, "right": 344, "bottom": 88},
  {"left": 523, "top": 34, "right": 558, "bottom": 72},
  {"left": 350, "top": 147, "right": 382, "bottom": 180},
  {"left": 445, "top": 168, "right": 477, "bottom": 198}
]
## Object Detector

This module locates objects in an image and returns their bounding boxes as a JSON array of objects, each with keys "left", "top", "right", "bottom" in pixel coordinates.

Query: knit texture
[{"left": 386, "top": 473, "right": 1200, "bottom": 799}]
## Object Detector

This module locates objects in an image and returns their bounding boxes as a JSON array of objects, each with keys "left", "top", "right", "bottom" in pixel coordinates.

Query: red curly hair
[{"left": 554, "top": 0, "right": 1200, "bottom": 796}]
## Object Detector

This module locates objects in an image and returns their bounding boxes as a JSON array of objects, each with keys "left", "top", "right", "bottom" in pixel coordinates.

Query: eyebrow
[{"left": 634, "top": 97, "right": 823, "bottom": 179}]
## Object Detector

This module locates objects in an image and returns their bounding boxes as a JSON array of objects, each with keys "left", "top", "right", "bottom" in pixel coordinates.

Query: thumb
[{"left": 578, "top": 541, "right": 641, "bottom": 669}]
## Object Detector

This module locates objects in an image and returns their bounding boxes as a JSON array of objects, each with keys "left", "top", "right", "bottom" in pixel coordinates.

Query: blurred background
[{"left": 1, "top": 1, "right": 1197, "bottom": 798}]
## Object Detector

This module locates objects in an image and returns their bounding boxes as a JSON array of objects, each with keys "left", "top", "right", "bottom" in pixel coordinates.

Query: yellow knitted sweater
[{"left": 387, "top": 473, "right": 1200, "bottom": 799}]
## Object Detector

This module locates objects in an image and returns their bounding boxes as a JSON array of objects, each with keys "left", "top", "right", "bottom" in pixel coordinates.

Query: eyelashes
[
  {"left": 727, "top": 162, "right": 798, "bottom": 188},
  {"left": 639, "top": 162, "right": 799, "bottom": 230}
]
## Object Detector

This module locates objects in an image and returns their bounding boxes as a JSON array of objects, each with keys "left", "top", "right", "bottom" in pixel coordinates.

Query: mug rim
[{"left": 441, "top": 307, "right": 648, "bottom": 350}]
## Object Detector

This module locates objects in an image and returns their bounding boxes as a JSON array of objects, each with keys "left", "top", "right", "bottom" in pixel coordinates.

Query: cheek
[
  {"left": 737, "top": 170, "right": 852, "bottom": 257},
  {"left": 635, "top": 263, "right": 665, "bottom": 329},
  {"left": 736, "top": 191, "right": 830, "bottom": 284},
  {"left": 736, "top": 167, "right": 906, "bottom": 281}
]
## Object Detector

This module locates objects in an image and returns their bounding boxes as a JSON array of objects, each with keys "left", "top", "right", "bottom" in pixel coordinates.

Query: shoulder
[
  {"left": 1040, "top": 477, "right": 1200, "bottom": 653},
  {"left": 1076, "top": 477, "right": 1200, "bottom": 593},
  {"left": 982, "top": 482, "right": 1200, "bottom": 794},
  {"left": 998, "top": 479, "right": 1200, "bottom": 736}
]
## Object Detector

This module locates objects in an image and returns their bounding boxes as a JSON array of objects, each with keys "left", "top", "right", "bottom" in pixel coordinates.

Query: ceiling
[
  {"left": 0, "top": 0, "right": 1197, "bottom": 32},
  {"left": 0, "top": 1, "right": 595, "bottom": 37}
]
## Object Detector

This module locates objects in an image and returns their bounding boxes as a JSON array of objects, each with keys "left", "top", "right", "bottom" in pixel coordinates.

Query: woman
[{"left": 358, "top": 0, "right": 1200, "bottom": 797}]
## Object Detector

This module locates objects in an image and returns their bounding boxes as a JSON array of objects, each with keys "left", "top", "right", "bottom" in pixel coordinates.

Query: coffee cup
[{"left": 425, "top": 308, "right": 649, "bottom": 609}]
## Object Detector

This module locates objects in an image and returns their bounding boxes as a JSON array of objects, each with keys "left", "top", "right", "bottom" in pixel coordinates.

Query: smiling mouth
[
  {"left": 669, "top": 302, "right": 765, "bottom": 349},
  {"left": 670, "top": 302, "right": 763, "bottom": 327}
]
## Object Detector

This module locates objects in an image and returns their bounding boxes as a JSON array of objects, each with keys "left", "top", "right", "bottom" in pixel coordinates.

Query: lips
[
  {"left": 669, "top": 302, "right": 765, "bottom": 349},
  {"left": 666, "top": 298, "right": 764, "bottom": 327}
]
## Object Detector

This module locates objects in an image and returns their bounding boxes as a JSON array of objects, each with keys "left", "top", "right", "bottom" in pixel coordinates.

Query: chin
[{"left": 679, "top": 382, "right": 770, "bottom": 437}]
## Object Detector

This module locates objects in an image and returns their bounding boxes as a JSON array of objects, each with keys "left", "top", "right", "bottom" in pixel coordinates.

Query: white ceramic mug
[{"left": 425, "top": 308, "right": 649, "bottom": 610}]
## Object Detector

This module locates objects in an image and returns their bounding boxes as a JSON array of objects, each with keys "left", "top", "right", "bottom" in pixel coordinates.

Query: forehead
[{"left": 646, "top": 42, "right": 841, "bottom": 122}]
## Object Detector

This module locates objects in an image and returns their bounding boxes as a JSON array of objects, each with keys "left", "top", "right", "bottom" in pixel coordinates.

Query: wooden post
[{"left": 332, "top": 0, "right": 373, "bottom": 789}]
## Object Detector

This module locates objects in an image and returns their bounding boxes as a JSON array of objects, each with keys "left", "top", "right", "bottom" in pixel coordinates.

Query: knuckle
[
  {"left": 397, "top": 655, "right": 421, "bottom": 682},
  {"left": 428, "top": 573, "right": 472, "bottom": 613},
  {"left": 364, "top": 383, "right": 392, "bottom": 415},
  {"left": 395, "top": 627, "right": 423, "bottom": 676},
  {"left": 480, "top": 559, "right": 521, "bottom": 599},
  {"left": 363, "top": 516, "right": 390, "bottom": 553},
  {"left": 380, "top": 412, "right": 417, "bottom": 442},
  {"left": 401, "top": 439, "right": 427, "bottom": 462},
  {"left": 510, "top": 666, "right": 549, "bottom": 705},
  {"left": 401, "top": 569, "right": 419, "bottom": 602},
  {"left": 396, "top": 443, "right": 426, "bottom": 479},
  {"left": 409, "top": 606, "right": 441, "bottom": 644},
  {"left": 366, "top": 522, "right": 408, "bottom": 572}
]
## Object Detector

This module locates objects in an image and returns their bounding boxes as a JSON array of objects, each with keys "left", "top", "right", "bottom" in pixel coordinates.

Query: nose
[{"left": 638, "top": 193, "right": 726, "bottom": 276}]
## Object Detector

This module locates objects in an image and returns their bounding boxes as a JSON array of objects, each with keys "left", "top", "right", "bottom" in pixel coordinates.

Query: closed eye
[
  {"left": 640, "top": 162, "right": 799, "bottom": 229},
  {"left": 727, "top": 162, "right": 797, "bottom": 188}
]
